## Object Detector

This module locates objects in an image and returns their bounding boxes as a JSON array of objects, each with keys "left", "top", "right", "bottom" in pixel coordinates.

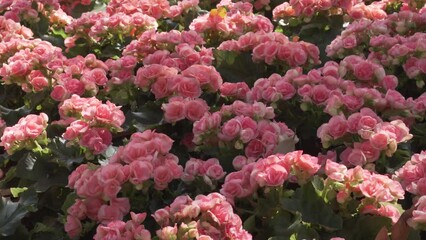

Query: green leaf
[
  {"left": 0, "top": 188, "right": 37, "bottom": 236},
  {"left": 130, "top": 102, "right": 164, "bottom": 131},
  {"left": 0, "top": 167, "right": 16, "bottom": 188},
  {"left": 213, "top": 50, "right": 267, "bottom": 87},
  {"left": 0, "top": 105, "right": 31, "bottom": 126},
  {"left": 269, "top": 210, "right": 300, "bottom": 237},
  {"left": 61, "top": 193, "right": 77, "bottom": 214},
  {"left": 48, "top": 137, "right": 84, "bottom": 169},
  {"left": 342, "top": 215, "right": 392, "bottom": 240},
  {"left": 281, "top": 182, "right": 343, "bottom": 230},
  {"left": 0, "top": 198, "right": 27, "bottom": 236},
  {"left": 243, "top": 215, "right": 256, "bottom": 232},
  {"left": 15, "top": 153, "right": 46, "bottom": 182},
  {"left": 10, "top": 188, "right": 28, "bottom": 198}
]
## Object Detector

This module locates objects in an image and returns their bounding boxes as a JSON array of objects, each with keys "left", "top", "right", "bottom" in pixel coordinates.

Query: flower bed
[{"left": 0, "top": 0, "right": 426, "bottom": 239}]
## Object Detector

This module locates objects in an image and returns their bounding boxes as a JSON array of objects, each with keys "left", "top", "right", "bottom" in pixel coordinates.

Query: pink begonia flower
[
  {"left": 408, "top": 196, "right": 426, "bottom": 230},
  {"left": 67, "top": 199, "right": 87, "bottom": 220},
  {"left": 325, "top": 160, "right": 347, "bottom": 182},
  {"left": 185, "top": 98, "right": 209, "bottom": 122},
  {"left": 0, "top": 113, "right": 49, "bottom": 154},
  {"left": 162, "top": 99, "right": 186, "bottom": 123},
  {"left": 80, "top": 128, "right": 112, "bottom": 154},
  {"left": 64, "top": 215, "right": 82, "bottom": 238}
]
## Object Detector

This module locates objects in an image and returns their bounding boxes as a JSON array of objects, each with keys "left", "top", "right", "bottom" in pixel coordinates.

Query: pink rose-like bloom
[
  {"left": 219, "top": 118, "right": 242, "bottom": 141},
  {"left": 185, "top": 98, "right": 209, "bottom": 122},
  {"left": 93, "top": 220, "right": 125, "bottom": 240},
  {"left": 359, "top": 174, "right": 404, "bottom": 203},
  {"left": 325, "top": 160, "right": 347, "bottom": 182},
  {"left": 245, "top": 139, "right": 265, "bottom": 158},
  {"left": 80, "top": 128, "right": 112, "bottom": 154},
  {"left": 63, "top": 120, "right": 89, "bottom": 140},
  {"left": 154, "top": 166, "right": 175, "bottom": 190},
  {"left": 311, "top": 85, "right": 330, "bottom": 104},
  {"left": 93, "top": 101, "right": 125, "bottom": 130},
  {"left": 354, "top": 61, "right": 375, "bottom": 81},
  {"left": 175, "top": 76, "right": 202, "bottom": 98},
  {"left": 275, "top": 80, "right": 296, "bottom": 100},
  {"left": 65, "top": 215, "right": 82, "bottom": 238},
  {"left": 97, "top": 198, "right": 130, "bottom": 224},
  {"left": 232, "top": 155, "right": 249, "bottom": 170},
  {"left": 129, "top": 161, "right": 153, "bottom": 185},
  {"left": 408, "top": 196, "right": 426, "bottom": 230},
  {"left": 82, "top": 68, "right": 108, "bottom": 86},
  {"left": 355, "top": 142, "right": 380, "bottom": 163},
  {"left": 250, "top": 154, "right": 291, "bottom": 187},
  {"left": 0, "top": 113, "right": 49, "bottom": 154},
  {"left": 293, "top": 153, "right": 321, "bottom": 181},
  {"left": 162, "top": 100, "right": 186, "bottom": 123},
  {"left": 67, "top": 199, "right": 87, "bottom": 220},
  {"left": 21, "top": 113, "right": 49, "bottom": 139},
  {"left": 369, "top": 133, "right": 389, "bottom": 150},
  {"left": 51, "top": 85, "right": 68, "bottom": 101},
  {"left": 341, "top": 147, "right": 367, "bottom": 167},
  {"left": 327, "top": 115, "right": 348, "bottom": 139}
]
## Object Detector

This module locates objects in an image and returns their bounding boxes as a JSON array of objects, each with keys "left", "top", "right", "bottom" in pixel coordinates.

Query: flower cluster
[
  {"left": 109, "top": 130, "right": 183, "bottom": 190},
  {"left": 141, "top": 44, "right": 214, "bottom": 71},
  {"left": 0, "top": 21, "right": 112, "bottom": 98},
  {"left": 123, "top": 30, "right": 206, "bottom": 61},
  {"left": 189, "top": 2, "right": 273, "bottom": 42},
  {"left": 0, "top": 0, "right": 61, "bottom": 23},
  {"left": 135, "top": 64, "right": 222, "bottom": 99},
  {"left": 339, "top": 55, "right": 391, "bottom": 87},
  {"left": 153, "top": 193, "right": 252, "bottom": 239},
  {"left": 327, "top": 10, "right": 426, "bottom": 66},
  {"left": 221, "top": 151, "right": 320, "bottom": 202},
  {"left": 0, "top": 40, "right": 64, "bottom": 92},
  {"left": 318, "top": 109, "right": 413, "bottom": 166},
  {"left": 50, "top": 54, "right": 109, "bottom": 101},
  {"left": 181, "top": 157, "right": 226, "bottom": 184},
  {"left": 58, "top": 95, "right": 125, "bottom": 155},
  {"left": 325, "top": 160, "right": 405, "bottom": 223},
  {"left": 230, "top": 0, "right": 271, "bottom": 11},
  {"left": 193, "top": 100, "right": 295, "bottom": 159},
  {"left": 93, "top": 212, "right": 151, "bottom": 240},
  {"left": 272, "top": 0, "right": 354, "bottom": 20},
  {"left": 0, "top": 16, "right": 33, "bottom": 41},
  {"left": 220, "top": 82, "right": 251, "bottom": 101},
  {"left": 64, "top": 11, "right": 158, "bottom": 50},
  {"left": 272, "top": 0, "right": 410, "bottom": 22},
  {"left": 218, "top": 31, "right": 320, "bottom": 68},
  {"left": 3, "top": 0, "right": 426, "bottom": 239},
  {"left": 66, "top": 130, "right": 183, "bottom": 238},
  {"left": 162, "top": 97, "right": 210, "bottom": 123},
  {"left": 394, "top": 151, "right": 426, "bottom": 230},
  {"left": 0, "top": 113, "right": 49, "bottom": 154},
  {"left": 248, "top": 63, "right": 405, "bottom": 117}
]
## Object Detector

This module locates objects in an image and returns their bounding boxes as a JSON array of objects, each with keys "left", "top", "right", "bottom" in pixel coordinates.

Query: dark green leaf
[
  {"left": 0, "top": 188, "right": 37, "bottom": 236},
  {"left": 281, "top": 183, "right": 343, "bottom": 230},
  {"left": 243, "top": 215, "right": 256, "bottom": 232},
  {"left": 343, "top": 215, "right": 392, "bottom": 240},
  {"left": 130, "top": 102, "right": 164, "bottom": 131},
  {"left": 0, "top": 198, "right": 28, "bottom": 236},
  {"left": 214, "top": 50, "right": 267, "bottom": 87},
  {"left": 48, "top": 137, "right": 84, "bottom": 169},
  {"left": 0, "top": 105, "right": 31, "bottom": 126},
  {"left": 15, "top": 154, "right": 46, "bottom": 181},
  {"left": 61, "top": 193, "right": 77, "bottom": 214}
]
